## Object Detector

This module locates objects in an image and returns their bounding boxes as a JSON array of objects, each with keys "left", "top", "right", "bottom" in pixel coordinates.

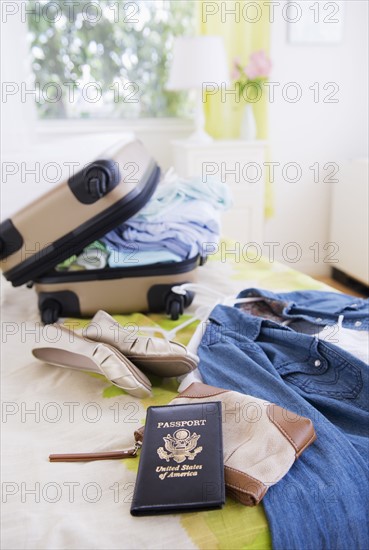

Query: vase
[{"left": 240, "top": 103, "right": 257, "bottom": 140}]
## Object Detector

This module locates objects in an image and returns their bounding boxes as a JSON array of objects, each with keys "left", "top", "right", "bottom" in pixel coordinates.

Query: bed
[{"left": 1, "top": 245, "right": 329, "bottom": 550}]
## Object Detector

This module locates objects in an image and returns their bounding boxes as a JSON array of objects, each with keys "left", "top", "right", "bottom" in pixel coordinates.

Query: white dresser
[
  {"left": 171, "top": 140, "right": 267, "bottom": 245},
  {"left": 329, "top": 158, "right": 369, "bottom": 286}
]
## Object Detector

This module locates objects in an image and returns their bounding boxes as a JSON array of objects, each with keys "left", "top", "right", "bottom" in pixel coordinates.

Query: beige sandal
[
  {"left": 32, "top": 324, "right": 152, "bottom": 398},
  {"left": 85, "top": 310, "right": 199, "bottom": 377}
]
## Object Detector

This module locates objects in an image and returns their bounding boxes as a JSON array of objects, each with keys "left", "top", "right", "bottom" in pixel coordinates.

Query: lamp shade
[{"left": 166, "top": 36, "right": 229, "bottom": 90}]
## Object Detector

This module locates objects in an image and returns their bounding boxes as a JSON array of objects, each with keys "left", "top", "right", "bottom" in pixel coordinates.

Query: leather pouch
[{"left": 135, "top": 382, "right": 317, "bottom": 506}]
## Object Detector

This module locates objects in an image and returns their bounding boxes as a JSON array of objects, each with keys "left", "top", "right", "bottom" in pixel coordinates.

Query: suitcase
[{"left": 0, "top": 139, "right": 202, "bottom": 323}]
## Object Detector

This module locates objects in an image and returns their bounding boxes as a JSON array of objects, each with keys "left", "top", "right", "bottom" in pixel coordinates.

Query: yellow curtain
[{"left": 197, "top": 0, "right": 273, "bottom": 216}]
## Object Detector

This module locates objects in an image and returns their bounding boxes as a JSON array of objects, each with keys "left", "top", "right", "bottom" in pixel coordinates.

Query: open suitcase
[{"left": 0, "top": 139, "right": 203, "bottom": 323}]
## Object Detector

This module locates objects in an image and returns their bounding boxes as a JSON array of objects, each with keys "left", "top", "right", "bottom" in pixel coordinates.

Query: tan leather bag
[{"left": 166, "top": 382, "right": 317, "bottom": 506}]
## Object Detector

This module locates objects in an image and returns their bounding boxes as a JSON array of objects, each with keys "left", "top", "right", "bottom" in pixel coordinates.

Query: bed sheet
[{"left": 1, "top": 249, "right": 329, "bottom": 550}]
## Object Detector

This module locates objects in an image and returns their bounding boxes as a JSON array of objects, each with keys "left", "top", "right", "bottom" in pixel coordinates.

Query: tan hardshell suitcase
[{"left": 0, "top": 139, "right": 201, "bottom": 323}]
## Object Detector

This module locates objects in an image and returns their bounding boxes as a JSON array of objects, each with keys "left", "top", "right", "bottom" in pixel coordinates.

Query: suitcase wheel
[
  {"left": 165, "top": 290, "right": 195, "bottom": 321},
  {"left": 40, "top": 300, "right": 62, "bottom": 325},
  {"left": 167, "top": 299, "right": 182, "bottom": 321}
]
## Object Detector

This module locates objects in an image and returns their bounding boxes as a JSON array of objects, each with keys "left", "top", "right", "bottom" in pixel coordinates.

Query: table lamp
[{"left": 166, "top": 36, "right": 229, "bottom": 143}]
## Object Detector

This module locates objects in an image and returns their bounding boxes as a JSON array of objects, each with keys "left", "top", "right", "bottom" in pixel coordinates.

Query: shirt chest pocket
[{"left": 276, "top": 340, "right": 363, "bottom": 400}]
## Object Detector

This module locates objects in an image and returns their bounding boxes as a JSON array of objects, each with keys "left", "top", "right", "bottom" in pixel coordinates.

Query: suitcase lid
[{"left": 0, "top": 139, "right": 161, "bottom": 286}]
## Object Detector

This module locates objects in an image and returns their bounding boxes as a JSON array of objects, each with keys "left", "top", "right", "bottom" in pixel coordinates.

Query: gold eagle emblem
[{"left": 157, "top": 429, "right": 203, "bottom": 463}]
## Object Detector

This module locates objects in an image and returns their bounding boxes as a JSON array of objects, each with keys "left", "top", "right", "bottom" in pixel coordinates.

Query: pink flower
[
  {"left": 245, "top": 50, "right": 272, "bottom": 80},
  {"left": 231, "top": 66, "right": 241, "bottom": 80}
]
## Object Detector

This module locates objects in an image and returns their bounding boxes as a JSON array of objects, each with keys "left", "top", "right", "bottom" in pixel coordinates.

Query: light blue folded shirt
[
  {"left": 107, "top": 247, "right": 183, "bottom": 268},
  {"left": 133, "top": 174, "right": 232, "bottom": 222}
]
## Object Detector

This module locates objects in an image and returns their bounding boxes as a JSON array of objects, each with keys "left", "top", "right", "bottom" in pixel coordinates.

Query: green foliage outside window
[{"left": 27, "top": 0, "right": 196, "bottom": 119}]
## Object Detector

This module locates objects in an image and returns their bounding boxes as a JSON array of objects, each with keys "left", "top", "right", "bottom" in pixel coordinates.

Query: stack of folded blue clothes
[
  {"left": 56, "top": 169, "right": 232, "bottom": 271},
  {"left": 102, "top": 168, "right": 232, "bottom": 268}
]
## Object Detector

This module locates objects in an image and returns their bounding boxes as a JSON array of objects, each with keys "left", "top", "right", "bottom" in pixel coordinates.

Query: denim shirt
[
  {"left": 199, "top": 303, "right": 369, "bottom": 550},
  {"left": 237, "top": 288, "right": 369, "bottom": 330},
  {"left": 204, "top": 304, "right": 368, "bottom": 419}
]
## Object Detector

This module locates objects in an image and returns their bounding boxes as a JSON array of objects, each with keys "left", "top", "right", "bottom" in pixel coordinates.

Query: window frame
[{"left": 35, "top": 117, "right": 194, "bottom": 140}]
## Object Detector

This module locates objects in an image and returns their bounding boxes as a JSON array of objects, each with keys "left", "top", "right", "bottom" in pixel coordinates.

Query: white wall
[
  {"left": 36, "top": 119, "right": 194, "bottom": 172},
  {"left": 0, "top": 2, "right": 37, "bottom": 152},
  {"left": 265, "top": 0, "right": 368, "bottom": 275}
]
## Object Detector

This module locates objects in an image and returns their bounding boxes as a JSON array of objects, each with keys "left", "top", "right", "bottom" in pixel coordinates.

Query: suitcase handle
[{"left": 68, "top": 160, "right": 121, "bottom": 204}]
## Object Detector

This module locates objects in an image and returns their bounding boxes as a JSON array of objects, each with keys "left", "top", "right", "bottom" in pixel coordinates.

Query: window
[{"left": 27, "top": 0, "right": 196, "bottom": 119}]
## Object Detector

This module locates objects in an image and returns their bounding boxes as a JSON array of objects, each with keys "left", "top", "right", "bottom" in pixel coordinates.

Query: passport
[{"left": 130, "top": 402, "right": 225, "bottom": 515}]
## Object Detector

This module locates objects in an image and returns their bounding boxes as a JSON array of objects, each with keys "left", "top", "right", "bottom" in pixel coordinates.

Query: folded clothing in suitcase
[{"left": 0, "top": 138, "right": 202, "bottom": 323}]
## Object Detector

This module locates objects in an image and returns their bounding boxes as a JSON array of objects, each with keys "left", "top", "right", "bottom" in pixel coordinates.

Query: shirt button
[
  {"left": 354, "top": 321, "right": 362, "bottom": 327},
  {"left": 314, "top": 360, "right": 321, "bottom": 367}
]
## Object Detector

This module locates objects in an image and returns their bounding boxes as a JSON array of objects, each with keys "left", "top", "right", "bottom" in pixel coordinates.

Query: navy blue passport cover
[{"left": 130, "top": 402, "right": 225, "bottom": 516}]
